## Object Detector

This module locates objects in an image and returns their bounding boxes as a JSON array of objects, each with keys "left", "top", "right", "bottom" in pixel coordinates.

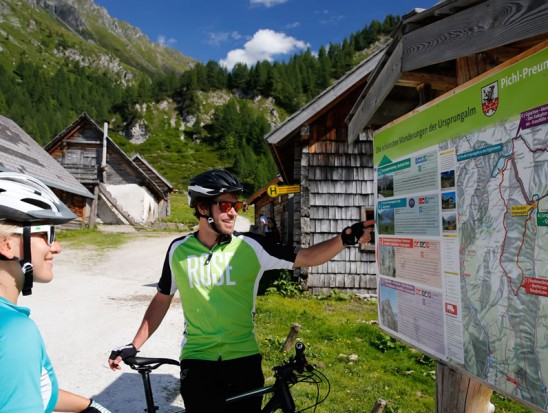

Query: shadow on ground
[{"left": 92, "top": 371, "right": 184, "bottom": 413}]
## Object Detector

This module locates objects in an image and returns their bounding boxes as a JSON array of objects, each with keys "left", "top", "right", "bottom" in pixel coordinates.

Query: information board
[{"left": 373, "top": 46, "right": 548, "bottom": 411}]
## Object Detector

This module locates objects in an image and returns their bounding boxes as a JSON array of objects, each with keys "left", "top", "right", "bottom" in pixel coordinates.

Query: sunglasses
[
  {"left": 13, "top": 225, "right": 56, "bottom": 246},
  {"left": 214, "top": 201, "right": 243, "bottom": 213}
]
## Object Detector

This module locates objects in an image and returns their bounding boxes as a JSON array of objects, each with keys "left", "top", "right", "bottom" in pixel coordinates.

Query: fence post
[{"left": 281, "top": 323, "right": 301, "bottom": 352}]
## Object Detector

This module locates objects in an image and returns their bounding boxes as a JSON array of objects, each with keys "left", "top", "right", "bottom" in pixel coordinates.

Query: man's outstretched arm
[{"left": 294, "top": 220, "right": 375, "bottom": 268}]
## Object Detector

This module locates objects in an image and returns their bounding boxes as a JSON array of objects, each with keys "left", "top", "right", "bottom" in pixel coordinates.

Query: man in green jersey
[{"left": 109, "top": 169, "right": 374, "bottom": 413}]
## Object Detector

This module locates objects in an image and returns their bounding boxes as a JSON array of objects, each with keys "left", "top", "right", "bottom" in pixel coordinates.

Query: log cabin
[{"left": 45, "top": 113, "right": 173, "bottom": 226}]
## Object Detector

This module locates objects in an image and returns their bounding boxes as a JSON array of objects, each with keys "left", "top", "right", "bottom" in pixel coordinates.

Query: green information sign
[
  {"left": 538, "top": 211, "right": 548, "bottom": 227},
  {"left": 374, "top": 47, "right": 548, "bottom": 412}
]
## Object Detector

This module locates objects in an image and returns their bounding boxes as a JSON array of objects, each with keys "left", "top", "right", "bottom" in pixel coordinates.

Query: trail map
[
  {"left": 373, "top": 47, "right": 548, "bottom": 411},
  {"left": 455, "top": 109, "right": 548, "bottom": 408}
]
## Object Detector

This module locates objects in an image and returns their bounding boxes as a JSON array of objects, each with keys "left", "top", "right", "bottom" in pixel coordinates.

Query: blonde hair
[
  {"left": 0, "top": 220, "right": 24, "bottom": 294},
  {"left": 0, "top": 220, "right": 21, "bottom": 239}
]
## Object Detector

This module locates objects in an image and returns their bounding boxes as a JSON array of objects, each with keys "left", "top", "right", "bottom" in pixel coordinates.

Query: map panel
[
  {"left": 373, "top": 47, "right": 548, "bottom": 411},
  {"left": 455, "top": 107, "right": 548, "bottom": 408}
]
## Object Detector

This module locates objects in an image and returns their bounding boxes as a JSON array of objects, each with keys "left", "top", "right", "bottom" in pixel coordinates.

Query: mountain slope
[
  {"left": 0, "top": 0, "right": 195, "bottom": 81},
  {"left": 0, "top": 0, "right": 401, "bottom": 195}
]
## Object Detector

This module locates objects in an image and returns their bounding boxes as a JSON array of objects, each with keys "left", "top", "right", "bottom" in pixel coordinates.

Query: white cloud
[
  {"left": 206, "top": 31, "right": 245, "bottom": 47},
  {"left": 157, "top": 35, "right": 176, "bottom": 47},
  {"left": 285, "top": 22, "right": 300, "bottom": 29},
  {"left": 314, "top": 9, "right": 345, "bottom": 25},
  {"left": 220, "top": 29, "right": 309, "bottom": 70},
  {"left": 250, "top": 0, "right": 288, "bottom": 7}
]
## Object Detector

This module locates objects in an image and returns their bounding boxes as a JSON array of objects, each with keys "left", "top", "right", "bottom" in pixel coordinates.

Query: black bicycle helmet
[
  {"left": 187, "top": 169, "right": 243, "bottom": 207},
  {"left": 0, "top": 172, "right": 76, "bottom": 295}
]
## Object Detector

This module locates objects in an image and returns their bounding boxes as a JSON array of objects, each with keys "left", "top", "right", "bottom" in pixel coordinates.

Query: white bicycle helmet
[
  {"left": 0, "top": 172, "right": 76, "bottom": 295},
  {"left": 0, "top": 172, "right": 76, "bottom": 224}
]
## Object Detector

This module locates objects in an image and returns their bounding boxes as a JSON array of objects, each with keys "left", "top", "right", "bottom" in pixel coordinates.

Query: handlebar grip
[{"left": 293, "top": 342, "right": 308, "bottom": 373}]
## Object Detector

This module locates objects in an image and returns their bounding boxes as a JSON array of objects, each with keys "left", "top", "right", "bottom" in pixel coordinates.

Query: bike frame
[
  {"left": 226, "top": 377, "right": 299, "bottom": 413},
  {"left": 126, "top": 343, "right": 319, "bottom": 413},
  {"left": 133, "top": 364, "right": 300, "bottom": 413}
]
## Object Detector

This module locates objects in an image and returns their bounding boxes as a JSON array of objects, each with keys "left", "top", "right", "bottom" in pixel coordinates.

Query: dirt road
[{"left": 20, "top": 230, "right": 184, "bottom": 412}]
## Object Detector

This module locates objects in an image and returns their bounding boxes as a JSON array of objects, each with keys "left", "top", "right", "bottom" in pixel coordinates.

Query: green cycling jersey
[{"left": 157, "top": 231, "right": 297, "bottom": 361}]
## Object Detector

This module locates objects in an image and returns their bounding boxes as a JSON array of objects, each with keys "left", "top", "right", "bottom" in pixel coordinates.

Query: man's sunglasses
[
  {"left": 214, "top": 201, "right": 243, "bottom": 213},
  {"left": 13, "top": 225, "right": 56, "bottom": 246}
]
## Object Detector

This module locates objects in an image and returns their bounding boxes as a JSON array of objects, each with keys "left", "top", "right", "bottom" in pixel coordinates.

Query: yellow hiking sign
[{"left": 267, "top": 184, "right": 301, "bottom": 198}]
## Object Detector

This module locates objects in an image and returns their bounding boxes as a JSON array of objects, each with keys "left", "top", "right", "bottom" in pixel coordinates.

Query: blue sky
[{"left": 94, "top": 0, "right": 438, "bottom": 70}]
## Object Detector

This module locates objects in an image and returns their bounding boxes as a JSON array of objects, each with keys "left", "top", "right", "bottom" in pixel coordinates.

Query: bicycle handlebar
[
  {"left": 273, "top": 341, "right": 313, "bottom": 380},
  {"left": 122, "top": 342, "right": 308, "bottom": 377}
]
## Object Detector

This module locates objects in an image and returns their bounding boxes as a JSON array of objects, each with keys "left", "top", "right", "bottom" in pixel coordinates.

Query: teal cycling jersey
[
  {"left": 157, "top": 231, "right": 297, "bottom": 361},
  {"left": 0, "top": 297, "right": 59, "bottom": 412}
]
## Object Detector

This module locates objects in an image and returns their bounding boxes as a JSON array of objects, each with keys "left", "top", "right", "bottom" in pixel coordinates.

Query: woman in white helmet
[{"left": 0, "top": 172, "right": 110, "bottom": 412}]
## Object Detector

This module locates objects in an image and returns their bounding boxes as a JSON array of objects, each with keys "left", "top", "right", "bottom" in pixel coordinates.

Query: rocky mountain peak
[{"left": 15, "top": 0, "right": 194, "bottom": 78}]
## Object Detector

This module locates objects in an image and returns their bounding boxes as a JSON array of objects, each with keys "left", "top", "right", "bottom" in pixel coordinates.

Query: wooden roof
[
  {"left": 346, "top": 0, "right": 548, "bottom": 142},
  {"left": 263, "top": 47, "right": 388, "bottom": 183},
  {"left": 0, "top": 115, "right": 93, "bottom": 198},
  {"left": 264, "top": 48, "right": 386, "bottom": 146},
  {"left": 131, "top": 154, "right": 174, "bottom": 192}
]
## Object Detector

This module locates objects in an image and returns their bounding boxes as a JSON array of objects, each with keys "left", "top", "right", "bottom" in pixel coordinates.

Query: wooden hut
[
  {"left": 0, "top": 115, "right": 93, "bottom": 225},
  {"left": 45, "top": 113, "right": 173, "bottom": 226},
  {"left": 263, "top": 49, "right": 384, "bottom": 295}
]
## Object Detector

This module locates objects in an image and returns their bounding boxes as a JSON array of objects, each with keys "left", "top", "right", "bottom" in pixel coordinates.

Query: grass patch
[
  {"left": 57, "top": 227, "right": 132, "bottom": 249},
  {"left": 160, "top": 192, "right": 199, "bottom": 226},
  {"left": 255, "top": 294, "right": 533, "bottom": 413}
]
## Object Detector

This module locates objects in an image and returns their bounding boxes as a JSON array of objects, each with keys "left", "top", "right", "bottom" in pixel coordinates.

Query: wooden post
[
  {"left": 281, "top": 323, "right": 301, "bottom": 353},
  {"left": 436, "top": 362, "right": 494, "bottom": 413},
  {"left": 88, "top": 184, "right": 99, "bottom": 228}
]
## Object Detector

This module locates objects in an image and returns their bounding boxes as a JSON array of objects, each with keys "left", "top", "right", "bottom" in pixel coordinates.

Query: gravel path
[{"left": 18, "top": 218, "right": 250, "bottom": 412}]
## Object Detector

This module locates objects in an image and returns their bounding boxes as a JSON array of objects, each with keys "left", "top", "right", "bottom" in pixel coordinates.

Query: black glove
[
  {"left": 109, "top": 343, "right": 138, "bottom": 362},
  {"left": 341, "top": 222, "right": 366, "bottom": 246},
  {"left": 81, "top": 399, "right": 111, "bottom": 413}
]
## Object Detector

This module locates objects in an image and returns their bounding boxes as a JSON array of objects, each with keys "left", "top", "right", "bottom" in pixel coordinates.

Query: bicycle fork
[{"left": 262, "top": 380, "right": 299, "bottom": 413}]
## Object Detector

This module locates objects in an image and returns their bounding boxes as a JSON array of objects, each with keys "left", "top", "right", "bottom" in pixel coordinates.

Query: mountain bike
[{"left": 124, "top": 342, "right": 330, "bottom": 412}]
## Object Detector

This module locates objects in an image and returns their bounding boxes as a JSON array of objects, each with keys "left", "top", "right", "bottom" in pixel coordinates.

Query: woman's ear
[{"left": 0, "top": 235, "right": 17, "bottom": 260}]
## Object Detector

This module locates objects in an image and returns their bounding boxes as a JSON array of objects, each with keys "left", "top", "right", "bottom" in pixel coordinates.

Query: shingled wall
[{"left": 294, "top": 136, "right": 377, "bottom": 295}]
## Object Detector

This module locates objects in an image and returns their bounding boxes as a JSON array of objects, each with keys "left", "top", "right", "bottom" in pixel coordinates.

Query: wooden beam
[
  {"left": 402, "top": 0, "right": 548, "bottom": 71},
  {"left": 347, "top": 42, "right": 403, "bottom": 144},
  {"left": 397, "top": 71, "right": 457, "bottom": 91}
]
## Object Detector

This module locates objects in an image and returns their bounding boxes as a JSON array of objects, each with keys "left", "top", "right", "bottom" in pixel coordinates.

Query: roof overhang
[
  {"left": 265, "top": 48, "right": 387, "bottom": 146},
  {"left": 346, "top": 0, "right": 548, "bottom": 143}
]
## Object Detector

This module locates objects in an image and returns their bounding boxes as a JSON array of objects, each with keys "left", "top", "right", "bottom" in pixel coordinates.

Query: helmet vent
[{"left": 21, "top": 198, "right": 51, "bottom": 210}]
